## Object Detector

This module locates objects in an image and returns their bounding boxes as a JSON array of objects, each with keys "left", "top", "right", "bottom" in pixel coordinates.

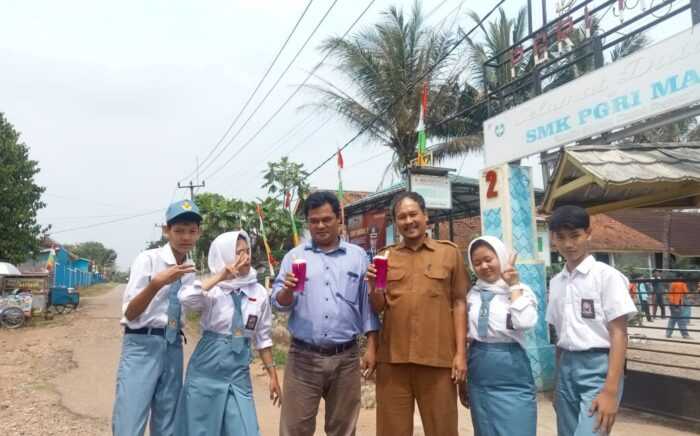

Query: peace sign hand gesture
[{"left": 501, "top": 252, "right": 519, "bottom": 287}]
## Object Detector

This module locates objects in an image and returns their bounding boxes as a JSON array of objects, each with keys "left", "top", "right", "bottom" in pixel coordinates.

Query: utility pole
[
  {"left": 177, "top": 180, "right": 205, "bottom": 200},
  {"left": 177, "top": 156, "right": 205, "bottom": 200}
]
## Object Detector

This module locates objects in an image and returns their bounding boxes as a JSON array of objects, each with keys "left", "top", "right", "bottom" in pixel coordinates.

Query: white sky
[{"left": 0, "top": 0, "right": 692, "bottom": 269}]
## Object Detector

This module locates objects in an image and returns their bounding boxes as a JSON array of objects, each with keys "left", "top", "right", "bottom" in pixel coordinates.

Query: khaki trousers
[
  {"left": 376, "top": 362, "right": 458, "bottom": 436},
  {"left": 279, "top": 344, "right": 361, "bottom": 436}
]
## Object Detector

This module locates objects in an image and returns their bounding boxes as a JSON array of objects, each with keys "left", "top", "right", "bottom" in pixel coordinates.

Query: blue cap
[{"left": 165, "top": 199, "right": 202, "bottom": 224}]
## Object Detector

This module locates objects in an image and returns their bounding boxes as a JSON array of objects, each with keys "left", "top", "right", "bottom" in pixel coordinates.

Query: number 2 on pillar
[{"left": 485, "top": 170, "right": 498, "bottom": 199}]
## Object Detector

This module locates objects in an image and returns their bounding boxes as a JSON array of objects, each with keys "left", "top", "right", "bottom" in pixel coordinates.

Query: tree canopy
[{"left": 0, "top": 113, "right": 46, "bottom": 264}]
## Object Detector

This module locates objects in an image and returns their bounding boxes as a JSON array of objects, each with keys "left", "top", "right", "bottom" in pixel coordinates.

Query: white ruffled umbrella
[{"left": 0, "top": 262, "right": 22, "bottom": 276}]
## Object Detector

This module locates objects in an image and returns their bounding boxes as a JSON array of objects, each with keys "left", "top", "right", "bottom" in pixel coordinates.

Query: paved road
[{"left": 1, "top": 283, "right": 696, "bottom": 435}]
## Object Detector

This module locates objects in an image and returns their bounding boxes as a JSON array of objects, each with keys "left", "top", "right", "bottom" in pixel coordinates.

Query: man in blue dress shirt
[{"left": 272, "top": 191, "right": 380, "bottom": 436}]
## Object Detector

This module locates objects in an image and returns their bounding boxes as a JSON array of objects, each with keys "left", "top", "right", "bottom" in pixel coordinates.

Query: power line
[
  {"left": 202, "top": 0, "right": 376, "bottom": 182},
  {"left": 42, "top": 211, "right": 159, "bottom": 222},
  {"left": 234, "top": 0, "right": 459, "bottom": 187},
  {"left": 267, "top": 110, "right": 320, "bottom": 150},
  {"left": 300, "top": 0, "right": 505, "bottom": 184},
  {"left": 49, "top": 208, "right": 165, "bottom": 235},
  {"left": 178, "top": 0, "right": 316, "bottom": 183},
  {"left": 234, "top": 114, "right": 334, "bottom": 182},
  {"left": 345, "top": 149, "right": 394, "bottom": 170},
  {"left": 177, "top": 180, "right": 206, "bottom": 200},
  {"left": 197, "top": 0, "right": 341, "bottom": 180},
  {"left": 43, "top": 192, "right": 134, "bottom": 210}
]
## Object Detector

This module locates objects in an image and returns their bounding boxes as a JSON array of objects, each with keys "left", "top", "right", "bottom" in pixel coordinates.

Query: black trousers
[{"left": 640, "top": 300, "right": 652, "bottom": 322}]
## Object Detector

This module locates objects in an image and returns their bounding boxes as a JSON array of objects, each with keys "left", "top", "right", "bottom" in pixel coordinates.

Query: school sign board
[
  {"left": 483, "top": 24, "right": 700, "bottom": 166},
  {"left": 410, "top": 173, "right": 452, "bottom": 209}
]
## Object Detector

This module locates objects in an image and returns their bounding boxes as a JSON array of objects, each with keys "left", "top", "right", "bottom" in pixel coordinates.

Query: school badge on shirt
[
  {"left": 581, "top": 299, "right": 595, "bottom": 319},
  {"left": 245, "top": 315, "right": 258, "bottom": 330}
]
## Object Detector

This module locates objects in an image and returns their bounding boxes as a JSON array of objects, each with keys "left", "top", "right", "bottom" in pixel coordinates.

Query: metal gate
[{"left": 624, "top": 277, "right": 700, "bottom": 423}]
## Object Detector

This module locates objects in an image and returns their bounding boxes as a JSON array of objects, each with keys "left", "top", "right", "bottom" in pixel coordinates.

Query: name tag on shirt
[
  {"left": 581, "top": 299, "right": 596, "bottom": 319},
  {"left": 506, "top": 313, "right": 514, "bottom": 330},
  {"left": 245, "top": 315, "right": 258, "bottom": 330}
]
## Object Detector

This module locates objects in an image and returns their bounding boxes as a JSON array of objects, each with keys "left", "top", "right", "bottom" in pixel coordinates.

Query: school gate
[{"left": 476, "top": 0, "right": 700, "bottom": 422}]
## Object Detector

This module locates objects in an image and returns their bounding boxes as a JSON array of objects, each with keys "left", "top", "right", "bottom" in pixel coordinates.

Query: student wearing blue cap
[{"left": 112, "top": 199, "right": 202, "bottom": 436}]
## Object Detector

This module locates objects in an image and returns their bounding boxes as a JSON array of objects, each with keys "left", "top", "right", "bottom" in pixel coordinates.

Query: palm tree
[
  {"left": 305, "top": 2, "right": 483, "bottom": 172},
  {"left": 464, "top": 7, "right": 529, "bottom": 93}
]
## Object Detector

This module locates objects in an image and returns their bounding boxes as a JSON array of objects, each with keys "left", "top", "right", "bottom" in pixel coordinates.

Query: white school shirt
[
  {"left": 467, "top": 284, "right": 538, "bottom": 348},
  {"left": 120, "top": 243, "right": 195, "bottom": 329},
  {"left": 179, "top": 281, "right": 273, "bottom": 350},
  {"left": 546, "top": 255, "right": 637, "bottom": 351}
]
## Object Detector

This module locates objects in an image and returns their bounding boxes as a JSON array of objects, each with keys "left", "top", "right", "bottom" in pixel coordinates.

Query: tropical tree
[
  {"left": 193, "top": 192, "right": 302, "bottom": 277},
  {"left": 307, "top": 2, "right": 484, "bottom": 172},
  {"left": 65, "top": 241, "right": 117, "bottom": 270},
  {"left": 0, "top": 113, "right": 47, "bottom": 264},
  {"left": 261, "top": 156, "right": 310, "bottom": 200},
  {"left": 464, "top": 7, "right": 529, "bottom": 94}
]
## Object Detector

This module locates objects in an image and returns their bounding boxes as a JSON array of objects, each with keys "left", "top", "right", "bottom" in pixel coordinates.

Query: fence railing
[{"left": 626, "top": 277, "right": 699, "bottom": 375}]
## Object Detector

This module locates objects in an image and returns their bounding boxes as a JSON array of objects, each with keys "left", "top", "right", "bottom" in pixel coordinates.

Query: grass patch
[
  {"left": 272, "top": 347, "right": 288, "bottom": 367},
  {"left": 79, "top": 282, "right": 119, "bottom": 298}
]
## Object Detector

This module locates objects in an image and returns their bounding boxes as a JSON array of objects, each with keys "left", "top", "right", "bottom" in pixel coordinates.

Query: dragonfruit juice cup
[
  {"left": 373, "top": 255, "right": 388, "bottom": 290},
  {"left": 291, "top": 259, "right": 307, "bottom": 292}
]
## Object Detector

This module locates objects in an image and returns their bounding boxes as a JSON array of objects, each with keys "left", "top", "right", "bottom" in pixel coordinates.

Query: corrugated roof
[
  {"left": 567, "top": 143, "right": 700, "bottom": 185},
  {"left": 543, "top": 143, "right": 700, "bottom": 213}
]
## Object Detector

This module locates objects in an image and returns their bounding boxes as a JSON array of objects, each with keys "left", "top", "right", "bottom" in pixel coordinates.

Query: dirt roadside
[{"left": 0, "top": 284, "right": 696, "bottom": 435}]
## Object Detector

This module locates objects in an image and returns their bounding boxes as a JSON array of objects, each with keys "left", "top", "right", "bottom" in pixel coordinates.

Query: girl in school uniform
[
  {"left": 463, "top": 236, "right": 538, "bottom": 436},
  {"left": 176, "top": 230, "right": 281, "bottom": 436}
]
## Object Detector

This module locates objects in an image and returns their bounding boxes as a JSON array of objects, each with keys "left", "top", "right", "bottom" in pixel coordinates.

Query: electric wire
[
  {"left": 299, "top": 0, "right": 506, "bottom": 185},
  {"left": 201, "top": 0, "right": 376, "bottom": 182},
  {"left": 198, "top": 0, "right": 341, "bottom": 180},
  {"left": 177, "top": 0, "right": 317, "bottom": 183}
]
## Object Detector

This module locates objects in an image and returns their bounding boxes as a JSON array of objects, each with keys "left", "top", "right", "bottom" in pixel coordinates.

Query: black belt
[
  {"left": 292, "top": 337, "right": 357, "bottom": 356},
  {"left": 565, "top": 347, "right": 610, "bottom": 354},
  {"left": 125, "top": 326, "right": 165, "bottom": 336},
  {"left": 124, "top": 326, "right": 187, "bottom": 343}
]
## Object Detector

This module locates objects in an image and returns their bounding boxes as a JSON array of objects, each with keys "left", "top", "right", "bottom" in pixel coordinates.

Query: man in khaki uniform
[{"left": 367, "top": 191, "right": 469, "bottom": 436}]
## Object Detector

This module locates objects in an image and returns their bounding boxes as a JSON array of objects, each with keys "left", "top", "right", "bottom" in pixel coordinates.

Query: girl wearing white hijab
[
  {"left": 463, "top": 235, "right": 538, "bottom": 436},
  {"left": 176, "top": 230, "right": 281, "bottom": 436}
]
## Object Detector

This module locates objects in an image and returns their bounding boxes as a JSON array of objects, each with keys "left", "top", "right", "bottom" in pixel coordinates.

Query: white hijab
[
  {"left": 208, "top": 230, "right": 258, "bottom": 291},
  {"left": 467, "top": 235, "right": 511, "bottom": 294}
]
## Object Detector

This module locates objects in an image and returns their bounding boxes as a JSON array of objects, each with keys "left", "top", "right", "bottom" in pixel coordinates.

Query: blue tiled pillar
[{"left": 479, "top": 164, "right": 555, "bottom": 390}]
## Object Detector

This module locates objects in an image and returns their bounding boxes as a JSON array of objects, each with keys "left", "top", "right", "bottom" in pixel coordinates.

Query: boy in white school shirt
[
  {"left": 112, "top": 199, "right": 202, "bottom": 436},
  {"left": 546, "top": 205, "right": 636, "bottom": 436}
]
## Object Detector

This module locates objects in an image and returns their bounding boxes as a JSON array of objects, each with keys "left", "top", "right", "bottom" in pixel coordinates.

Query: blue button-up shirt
[{"left": 271, "top": 239, "right": 380, "bottom": 346}]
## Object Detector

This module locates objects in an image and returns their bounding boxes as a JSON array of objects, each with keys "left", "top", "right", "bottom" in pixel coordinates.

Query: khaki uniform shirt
[{"left": 376, "top": 237, "right": 468, "bottom": 368}]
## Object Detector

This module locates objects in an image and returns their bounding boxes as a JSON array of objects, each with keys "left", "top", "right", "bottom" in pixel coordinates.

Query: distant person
[
  {"left": 651, "top": 269, "right": 667, "bottom": 319},
  {"left": 636, "top": 275, "right": 652, "bottom": 323},
  {"left": 627, "top": 279, "right": 642, "bottom": 327},
  {"left": 112, "top": 200, "right": 201, "bottom": 436},
  {"left": 176, "top": 231, "right": 281, "bottom": 435},
  {"left": 463, "top": 236, "right": 538, "bottom": 436},
  {"left": 271, "top": 191, "right": 380, "bottom": 436},
  {"left": 666, "top": 279, "right": 691, "bottom": 339},
  {"left": 546, "top": 205, "right": 636, "bottom": 436}
]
